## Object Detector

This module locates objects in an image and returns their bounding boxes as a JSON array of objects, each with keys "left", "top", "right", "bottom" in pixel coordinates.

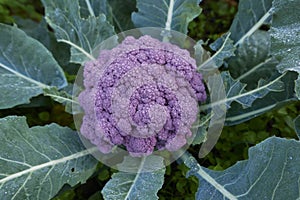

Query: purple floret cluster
[{"left": 79, "top": 35, "right": 206, "bottom": 156}]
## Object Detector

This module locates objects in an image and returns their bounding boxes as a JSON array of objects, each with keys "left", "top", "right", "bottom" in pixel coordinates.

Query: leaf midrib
[
  {"left": 123, "top": 156, "right": 146, "bottom": 200},
  {"left": 0, "top": 62, "right": 49, "bottom": 89},
  {"left": 200, "top": 72, "right": 286, "bottom": 110},
  {"left": 234, "top": 8, "right": 273, "bottom": 46},
  {"left": 0, "top": 147, "right": 97, "bottom": 184}
]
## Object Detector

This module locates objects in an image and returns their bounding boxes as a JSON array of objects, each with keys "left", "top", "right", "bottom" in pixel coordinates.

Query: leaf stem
[
  {"left": 0, "top": 63, "right": 50, "bottom": 89},
  {"left": 165, "top": 0, "right": 174, "bottom": 31},
  {"left": 84, "top": 0, "right": 95, "bottom": 17},
  {"left": 123, "top": 157, "right": 146, "bottom": 200},
  {"left": 44, "top": 93, "right": 79, "bottom": 105},
  {"left": 58, "top": 39, "right": 95, "bottom": 61},
  {"left": 199, "top": 72, "right": 286, "bottom": 110},
  {"left": 181, "top": 152, "right": 237, "bottom": 200},
  {"left": 198, "top": 33, "right": 232, "bottom": 70},
  {"left": 235, "top": 57, "right": 273, "bottom": 81},
  {"left": 196, "top": 167, "right": 238, "bottom": 200},
  {"left": 0, "top": 147, "right": 98, "bottom": 184},
  {"left": 235, "top": 9, "right": 272, "bottom": 46}
]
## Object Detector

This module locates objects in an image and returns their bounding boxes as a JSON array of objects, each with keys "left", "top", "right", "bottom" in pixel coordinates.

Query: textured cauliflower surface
[{"left": 79, "top": 35, "right": 206, "bottom": 156}]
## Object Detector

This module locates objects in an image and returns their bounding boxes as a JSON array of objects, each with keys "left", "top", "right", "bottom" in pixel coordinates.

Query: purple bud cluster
[{"left": 79, "top": 35, "right": 206, "bottom": 156}]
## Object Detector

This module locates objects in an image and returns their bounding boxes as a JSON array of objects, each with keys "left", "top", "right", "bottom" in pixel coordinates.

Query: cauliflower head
[{"left": 78, "top": 35, "right": 206, "bottom": 156}]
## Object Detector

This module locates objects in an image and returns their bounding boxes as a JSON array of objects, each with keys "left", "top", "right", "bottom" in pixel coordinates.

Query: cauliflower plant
[{"left": 79, "top": 35, "right": 206, "bottom": 156}]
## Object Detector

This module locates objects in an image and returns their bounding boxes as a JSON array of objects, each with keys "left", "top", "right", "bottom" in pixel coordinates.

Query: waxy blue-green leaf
[
  {"left": 229, "top": 0, "right": 273, "bottom": 46},
  {"left": 0, "top": 24, "right": 67, "bottom": 109},
  {"left": 211, "top": 30, "right": 297, "bottom": 125},
  {"left": 227, "top": 31, "right": 276, "bottom": 88},
  {"left": 270, "top": 0, "right": 300, "bottom": 99},
  {"left": 102, "top": 155, "right": 165, "bottom": 200},
  {"left": 15, "top": 18, "right": 80, "bottom": 75},
  {"left": 223, "top": 31, "right": 294, "bottom": 125},
  {"left": 42, "top": 0, "right": 116, "bottom": 64},
  {"left": 225, "top": 72, "right": 297, "bottom": 125},
  {"left": 79, "top": 0, "right": 112, "bottom": 21},
  {"left": 208, "top": 0, "right": 300, "bottom": 125},
  {"left": 43, "top": 85, "right": 82, "bottom": 114},
  {"left": 200, "top": 71, "right": 285, "bottom": 111},
  {"left": 199, "top": 33, "right": 235, "bottom": 70},
  {"left": 132, "top": 0, "right": 202, "bottom": 34},
  {"left": 184, "top": 137, "right": 300, "bottom": 200},
  {"left": 0, "top": 116, "right": 98, "bottom": 200}
]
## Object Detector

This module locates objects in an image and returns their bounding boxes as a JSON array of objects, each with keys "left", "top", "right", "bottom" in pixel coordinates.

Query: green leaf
[
  {"left": 79, "top": 0, "right": 112, "bottom": 22},
  {"left": 0, "top": 116, "right": 98, "bottom": 200},
  {"left": 102, "top": 155, "right": 165, "bottom": 200},
  {"left": 225, "top": 72, "right": 297, "bottom": 125},
  {"left": 43, "top": 86, "right": 82, "bottom": 114},
  {"left": 229, "top": 0, "right": 273, "bottom": 46},
  {"left": 108, "top": 0, "right": 136, "bottom": 33},
  {"left": 201, "top": 71, "right": 285, "bottom": 110},
  {"left": 227, "top": 30, "right": 276, "bottom": 89},
  {"left": 184, "top": 137, "right": 300, "bottom": 200},
  {"left": 41, "top": 0, "right": 116, "bottom": 64},
  {"left": 270, "top": 0, "right": 300, "bottom": 100},
  {"left": 294, "top": 115, "right": 300, "bottom": 140},
  {"left": 191, "top": 113, "right": 210, "bottom": 145},
  {"left": 14, "top": 17, "right": 79, "bottom": 75},
  {"left": 199, "top": 33, "right": 235, "bottom": 69},
  {"left": 132, "top": 0, "right": 202, "bottom": 34},
  {"left": 211, "top": 30, "right": 297, "bottom": 125},
  {"left": 0, "top": 23, "right": 67, "bottom": 109}
]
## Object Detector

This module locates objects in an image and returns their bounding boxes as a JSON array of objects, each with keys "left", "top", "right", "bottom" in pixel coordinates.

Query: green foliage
[
  {"left": 0, "top": 0, "right": 42, "bottom": 23},
  {"left": 158, "top": 164, "right": 199, "bottom": 200},
  {"left": 1, "top": 0, "right": 299, "bottom": 199},
  {"left": 102, "top": 156, "right": 166, "bottom": 200},
  {"left": 201, "top": 101, "right": 300, "bottom": 171},
  {"left": 0, "top": 102, "right": 74, "bottom": 128},
  {"left": 185, "top": 136, "right": 300, "bottom": 200},
  {"left": 0, "top": 23, "right": 67, "bottom": 109},
  {"left": 0, "top": 116, "right": 98, "bottom": 199},
  {"left": 42, "top": 0, "right": 116, "bottom": 64},
  {"left": 132, "top": 0, "right": 202, "bottom": 34},
  {"left": 188, "top": 0, "right": 237, "bottom": 41}
]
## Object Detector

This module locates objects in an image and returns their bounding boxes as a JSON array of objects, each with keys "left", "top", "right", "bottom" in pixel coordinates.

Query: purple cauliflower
[{"left": 79, "top": 35, "right": 206, "bottom": 157}]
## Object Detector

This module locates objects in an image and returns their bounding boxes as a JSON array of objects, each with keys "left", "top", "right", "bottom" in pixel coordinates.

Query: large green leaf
[
  {"left": 0, "top": 116, "right": 98, "bottom": 200},
  {"left": 224, "top": 72, "right": 297, "bottom": 125},
  {"left": 132, "top": 0, "right": 202, "bottom": 34},
  {"left": 108, "top": 0, "right": 136, "bottom": 33},
  {"left": 42, "top": 0, "right": 116, "bottom": 64},
  {"left": 14, "top": 18, "right": 79, "bottom": 75},
  {"left": 222, "top": 31, "right": 296, "bottom": 125},
  {"left": 79, "top": 0, "right": 112, "bottom": 22},
  {"left": 270, "top": 0, "right": 300, "bottom": 99},
  {"left": 200, "top": 70, "right": 287, "bottom": 112},
  {"left": 199, "top": 33, "right": 235, "bottom": 70},
  {"left": 102, "top": 156, "right": 165, "bottom": 200},
  {"left": 223, "top": 31, "right": 298, "bottom": 125},
  {"left": 184, "top": 137, "right": 300, "bottom": 200},
  {"left": 223, "top": 71, "right": 284, "bottom": 108},
  {"left": 43, "top": 85, "right": 82, "bottom": 114},
  {"left": 0, "top": 24, "right": 67, "bottom": 109},
  {"left": 210, "top": 30, "right": 297, "bottom": 125},
  {"left": 227, "top": 31, "right": 273, "bottom": 87},
  {"left": 229, "top": 0, "right": 273, "bottom": 46}
]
